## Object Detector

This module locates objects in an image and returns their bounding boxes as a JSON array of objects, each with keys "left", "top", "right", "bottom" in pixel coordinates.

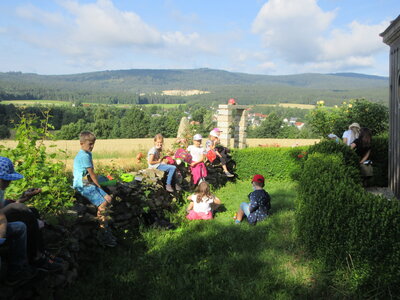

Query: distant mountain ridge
[{"left": 0, "top": 68, "right": 389, "bottom": 105}]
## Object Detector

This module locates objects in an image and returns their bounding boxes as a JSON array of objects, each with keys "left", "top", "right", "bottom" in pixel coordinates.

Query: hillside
[{"left": 0, "top": 69, "right": 389, "bottom": 106}]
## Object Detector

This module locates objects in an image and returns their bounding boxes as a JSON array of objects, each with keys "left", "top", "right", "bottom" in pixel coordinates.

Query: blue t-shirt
[
  {"left": 248, "top": 189, "right": 271, "bottom": 225},
  {"left": 73, "top": 149, "right": 93, "bottom": 189}
]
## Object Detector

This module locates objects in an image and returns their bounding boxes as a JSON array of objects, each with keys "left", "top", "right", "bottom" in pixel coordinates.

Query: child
[
  {"left": 187, "top": 134, "right": 208, "bottom": 185},
  {"left": 148, "top": 134, "right": 181, "bottom": 192},
  {"left": 234, "top": 174, "right": 271, "bottom": 225},
  {"left": 186, "top": 181, "right": 221, "bottom": 220},
  {"left": 0, "top": 156, "right": 63, "bottom": 273},
  {"left": 73, "top": 131, "right": 116, "bottom": 247},
  {"left": 205, "top": 130, "right": 234, "bottom": 177}
]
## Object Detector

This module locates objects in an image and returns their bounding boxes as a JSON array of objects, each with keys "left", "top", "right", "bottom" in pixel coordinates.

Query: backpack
[{"left": 174, "top": 148, "right": 192, "bottom": 164}]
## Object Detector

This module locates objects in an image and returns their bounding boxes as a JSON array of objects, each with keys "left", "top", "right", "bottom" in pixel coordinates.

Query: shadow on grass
[{"left": 62, "top": 217, "right": 324, "bottom": 300}]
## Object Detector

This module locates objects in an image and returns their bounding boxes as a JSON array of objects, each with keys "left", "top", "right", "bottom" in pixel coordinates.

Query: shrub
[
  {"left": 295, "top": 152, "right": 400, "bottom": 295},
  {"left": 0, "top": 113, "right": 74, "bottom": 217},
  {"left": 308, "top": 99, "right": 388, "bottom": 137},
  {"left": 369, "top": 134, "right": 388, "bottom": 187},
  {"left": 232, "top": 147, "right": 299, "bottom": 181}
]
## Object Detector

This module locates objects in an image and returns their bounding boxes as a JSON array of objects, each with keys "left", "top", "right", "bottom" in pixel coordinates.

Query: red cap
[
  {"left": 228, "top": 98, "right": 236, "bottom": 105},
  {"left": 252, "top": 174, "right": 265, "bottom": 184}
]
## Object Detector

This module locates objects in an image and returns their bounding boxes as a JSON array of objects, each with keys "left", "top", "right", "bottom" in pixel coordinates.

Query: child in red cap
[{"left": 234, "top": 174, "right": 271, "bottom": 224}]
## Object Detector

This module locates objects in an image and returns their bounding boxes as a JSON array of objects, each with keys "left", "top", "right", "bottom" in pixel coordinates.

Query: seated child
[
  {"left": 73, "top": 131, "right": 116, "bottom": 247},
  {"left": 234, "top": 174, "right": 271, "bottom": 225},
  {"left": 0, "top": 156, "right": 62, "bottom": 272},
  {"left": 186, "top": 181, "right": 221, "bottom": 220},
  {"left": 187, "top": 134, "right": 207, "bottom": 185},
  {"left": 205, "top": 130, "right": 234, "bottom": 177},
  {"left": 148, "top": 134, "right": 181, "bottom": 192}
]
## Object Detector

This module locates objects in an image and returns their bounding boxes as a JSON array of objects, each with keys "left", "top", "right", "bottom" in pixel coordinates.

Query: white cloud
[
  {"left": 12, "top": 0, "right": 210, "bottom": 69},
  {"left": 252, "top": 0, "right": 389, "bottom": 72},
  {"left": 252, "top": 0, "right": 336, "bottom": 63}
]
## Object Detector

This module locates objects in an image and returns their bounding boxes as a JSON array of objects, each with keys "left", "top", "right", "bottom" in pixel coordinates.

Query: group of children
[{"left": 0, "top": 129, "right": 272, "bottom": 285}]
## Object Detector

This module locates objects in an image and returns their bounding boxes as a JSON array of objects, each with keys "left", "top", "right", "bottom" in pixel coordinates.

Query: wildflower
[{"left": 348, "top": 104, "right": 353, "bottom": 108}]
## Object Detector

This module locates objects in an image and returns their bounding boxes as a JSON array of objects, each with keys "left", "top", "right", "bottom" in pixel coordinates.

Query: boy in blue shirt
[{"left": 73, "top": 131, "right": 116, "bottom": 247}]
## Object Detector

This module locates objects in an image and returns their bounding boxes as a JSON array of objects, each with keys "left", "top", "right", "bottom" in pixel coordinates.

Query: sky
[{"left": 0, "top": 0, "right": 398, "bottom": 76}]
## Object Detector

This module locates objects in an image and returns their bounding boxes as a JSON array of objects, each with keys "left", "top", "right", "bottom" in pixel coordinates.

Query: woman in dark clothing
[{"left": 351, "top": 127, "right": 372, "bottom": 185}]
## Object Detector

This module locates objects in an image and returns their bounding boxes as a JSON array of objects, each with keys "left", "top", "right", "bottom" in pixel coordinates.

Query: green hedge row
[
  {"left": 295, "top": 148, "right": 400, "bottom": 295},
  {"left": 232, "top": 147, "right": 304, "bottom": 181}
]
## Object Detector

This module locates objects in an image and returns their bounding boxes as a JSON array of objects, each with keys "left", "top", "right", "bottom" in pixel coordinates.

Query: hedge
[
  {"left": 232, "top": 147, "right": 304, "bottom": 181},
  {"left": 295, "top": 151, "right": 400, "bottom": 295}
]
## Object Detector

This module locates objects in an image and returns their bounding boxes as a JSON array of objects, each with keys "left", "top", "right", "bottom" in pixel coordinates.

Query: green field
[{"left": 0, "top": 100, "right": 182, "bottom": 108}]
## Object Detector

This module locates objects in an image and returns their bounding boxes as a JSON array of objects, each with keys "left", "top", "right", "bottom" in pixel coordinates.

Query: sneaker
[
  {"left": 233, "top": 213, "right": 237, "bottom": 220},
  {"left": 175, "top": 184, "right": 182, "bottom": 191},
  {"left": 33, "top": 255, "right": 63, "bottom": 273},
  {"left": 225, "top": 172, "right": 234, "bottom": 177},
  {"left": 98, "top": 230, "right": 117, "bottom": 247},
  {"left": 166, "top": 184, "right": 174, "bottom": 192},
  {"left": 5, "top": 266, "right": 38, "bottom": 286}
]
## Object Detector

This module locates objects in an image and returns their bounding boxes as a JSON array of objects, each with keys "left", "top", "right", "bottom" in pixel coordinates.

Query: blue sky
[{"left": 0, "top": 0, "right": 398, "bottom": 75}]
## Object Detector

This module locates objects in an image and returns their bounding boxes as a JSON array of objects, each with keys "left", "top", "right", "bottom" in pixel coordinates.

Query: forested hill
[{"left": 0, "top": 68, "right": 389, "bottom": 106}]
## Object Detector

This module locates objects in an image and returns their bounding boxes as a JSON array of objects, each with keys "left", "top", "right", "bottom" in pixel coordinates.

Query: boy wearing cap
[
  {"left": 0, "top": 156, "right": 39, "bottom": 285},
  {"left": 234, "top": 174, "right": 271, "bottom": 225},
  {"left": 187, "top": 134, "right": 208, "bottom": 185}
]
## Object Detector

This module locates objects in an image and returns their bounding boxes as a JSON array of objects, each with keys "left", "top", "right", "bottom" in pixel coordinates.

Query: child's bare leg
[
  {"left": 97, "top": 195, "right": 112, "bottom": 228},
  {"left": 222, "top": 164, "right": 229, "bottom": 173},
  {"left": 236, "top": 208, "right": 245, "bottom": 222}
]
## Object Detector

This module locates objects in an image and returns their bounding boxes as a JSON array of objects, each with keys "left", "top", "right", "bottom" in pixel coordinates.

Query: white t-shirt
[
  {"left": 187, "top": 145, "right": 204, "bottom": 162},
  {"left": 342, "top": 129, "right": 358, "bottom": 145},
  {"left": 191, "top": 194, "right": 214, "bottom": 213}
]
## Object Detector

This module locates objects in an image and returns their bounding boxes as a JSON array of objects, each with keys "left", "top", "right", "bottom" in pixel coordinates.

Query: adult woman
[{"left": 342, "top": 123, "right": 360, "bottom": 145}]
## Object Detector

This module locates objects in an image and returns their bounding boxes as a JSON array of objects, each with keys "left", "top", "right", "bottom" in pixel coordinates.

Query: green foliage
[
  {"left": 0, "top": 113, "right": 74, "bottom": 216},
  {"left": 369, "top": 134, "right": 388, "bottom": 187},
  {"left": 308, "top": 99, "right": 388, "bottom": 137},
  {"left": 295, "top": 151, "right": 400, "bottom": 295},
  {"left": 232, "top": 147, "right": 298, "bottom": 181}
]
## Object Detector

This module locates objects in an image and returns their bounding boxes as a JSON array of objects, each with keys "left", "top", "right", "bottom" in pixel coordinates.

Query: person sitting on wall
[
  {"left": 187, "top": 134, "right": 207, "bottom": 185},
  {"left": 205, "top": 130, "right": 234, "bottom": 177}
]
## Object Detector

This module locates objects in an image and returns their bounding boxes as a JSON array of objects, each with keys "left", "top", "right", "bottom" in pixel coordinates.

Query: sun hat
[
  {"left": 210, "top": 130, "right": 219, "bottom": 138},
  {"left": 252, "top": 174, "right": 265, "bottom": 184},
  {"left": 349, "top": 123, "right": 360, "bottom": 130},
  {"left": 0, "top": 157, "right": 23, "bottom": 181},
  {"left": 193, "top": 134, "right": 202, "bottom": 141},
  {"left": 212, "top": 128, "right": 222, "bottom": 132}
]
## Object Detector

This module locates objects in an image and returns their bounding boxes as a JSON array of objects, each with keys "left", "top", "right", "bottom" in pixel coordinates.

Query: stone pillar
[
  {"left": 238, "top": 109, "right": 248, "bottom": 149},
  {"left": 217, "top": 105, "right": 232, "bottom": 148}
]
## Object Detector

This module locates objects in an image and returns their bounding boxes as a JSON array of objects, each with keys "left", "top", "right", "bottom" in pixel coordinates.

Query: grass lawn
[{"left": 62, "top": 181, "right": 330, "bottom": 299}]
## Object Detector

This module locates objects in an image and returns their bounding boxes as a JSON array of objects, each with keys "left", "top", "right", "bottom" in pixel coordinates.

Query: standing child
[
  {"left": 186, "top": 181, "right": 221, "bottom": 220},
  {"left": 73, "top": 131, "right": 116, "bottom": 247},
  {"left": 148, "top": 134, "right": 180, "bottom": 192},
  {"left": 187, "top": 134, "right": 208, "bottom": 185},
  {"left": 235, "top": 174, "right": 271, "bottom": 225}
]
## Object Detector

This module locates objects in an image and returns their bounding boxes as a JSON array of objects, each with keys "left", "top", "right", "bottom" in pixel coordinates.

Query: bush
[
  {"left": 295, "top": 152, "right": 400, "bottom": 295},
  {"left": 0, "top": 113, "right": 74, "bottom": 217},
  {"left": 308, "top": 99, "right": 388, "bottom": 137},
  {"left": 232, "top": 147, "right": 299, "bottom": 181},
  {"left": 370, "top": 134, "right": 388, "bottom": 187},
  {"left": 0, "top": 124, "right": 10, "bottom": 139}
]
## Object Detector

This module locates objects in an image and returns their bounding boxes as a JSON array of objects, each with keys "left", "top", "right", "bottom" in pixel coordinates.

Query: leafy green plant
[
  {"left": 0, "top": 111, "right": 74, "bottom": 216},
  {"left": 307, "top": 99, "right": 388, "bottom": 137}
]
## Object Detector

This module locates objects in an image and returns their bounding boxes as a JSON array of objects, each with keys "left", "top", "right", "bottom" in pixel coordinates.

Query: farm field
[
  {"left": 0, "top": 138, "right": 319, "bottom": 171},
  {"left": 257, "top": 103, "right": 316, "bottom": 109},
  {"left": 1, "top": 100, "right": 183, "bottom": 109}
]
